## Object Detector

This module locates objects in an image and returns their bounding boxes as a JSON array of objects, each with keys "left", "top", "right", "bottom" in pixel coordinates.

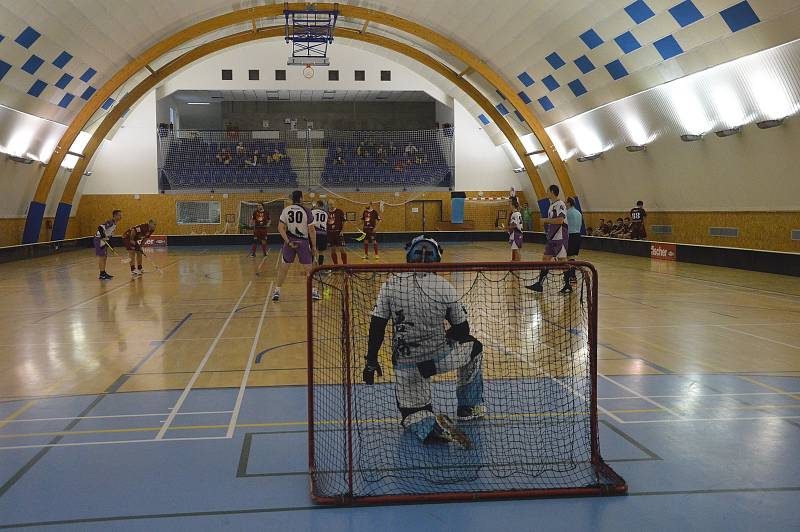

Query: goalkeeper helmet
[{"left": 405, "top": 235, "right": 443, "bottom": 263}]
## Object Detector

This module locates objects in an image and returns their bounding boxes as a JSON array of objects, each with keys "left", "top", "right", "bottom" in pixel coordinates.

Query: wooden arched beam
[
  {"left": 53, "top": 27, "right": 545, "bottom": 238},
  {"left": 30, "top": 3, "right": 573, "bottom": 242}
]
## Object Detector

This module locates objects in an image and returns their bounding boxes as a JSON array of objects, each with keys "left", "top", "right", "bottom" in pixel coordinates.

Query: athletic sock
[
  {"left": 331, "top": 252, "right": 339, "bottom": 265},
  {"left": 261, "top": 243, "right": 267, "bottom": 254},
  {"left": 341, "top": 252, "right": 348, "bottom": 264},
  {"left": 318, "top": 255, "right": 324, "bottom": 266},
  {"left": 130, "top": 264, "right": 135, "bottom": 272},
  {"left": 364, "top": 242, "right": 369, "bottom": 255},
  {"left": 251, "top": 242, "right": 257, "bottom": 253},
  {"left": 373, "top": 241, "right": 379, "bottom": 255}
]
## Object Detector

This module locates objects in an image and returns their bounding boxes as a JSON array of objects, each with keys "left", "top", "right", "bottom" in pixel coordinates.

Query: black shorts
[
  {"left": 567, "top": 233, "right": 581, "bottom": 257},
  {"left": 316, "top": 232, "right": 328, "bottom": 252}
]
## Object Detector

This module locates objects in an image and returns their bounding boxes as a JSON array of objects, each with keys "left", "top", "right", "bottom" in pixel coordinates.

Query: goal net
[
  {"left": 237, "top": 200, "right": 284, "bottom": 234},
  {"left": 308, "top": 262, "right": 626, "bottom": 504}
]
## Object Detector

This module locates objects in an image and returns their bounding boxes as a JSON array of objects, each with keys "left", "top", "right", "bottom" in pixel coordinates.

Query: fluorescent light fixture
[
  {"left": 750, "top": 72, "right": 795, "bottom": 120},
  {"left": 756, "top": 118, "right": 785, "bottom": 129},
  {"left": 680, "top": 134, "right": 703, "bottom": 142},
  {"left": 715, "top": 126, "right": 742, "bottom": 137},
  {"left": 625, "top": 145, "right": 646, "bottom": 152},
  {"left": 670, "top": 80, "right": 711, "bottom": 136},
  {"left": 186, "top": 102, "right": 210, "bottom": 105},
  {"left": 623, "top": 115, "right": 652, "bottom": 146},
  {"left": 712, "top": 86, "right": 747, "bottom": 129},
  {"left": 576, "top": 152, "right": 602, "bottom": 162},
  {"left": 513, "top": 167, "right": 526, "bottom": 173},
  {"left": 524, "top": 149, "right": 545, "bottom": 156},
  {"left": 530, "top": 152, "right": 549, "bottom": 166}
]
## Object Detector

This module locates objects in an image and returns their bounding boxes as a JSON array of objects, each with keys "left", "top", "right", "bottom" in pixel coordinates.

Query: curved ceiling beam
[
  {"left": 57, "top": 27, "right": 544, "bottom": 221},
  {"left": 29, "top": 3, "right": 572, "bottom": 242}
]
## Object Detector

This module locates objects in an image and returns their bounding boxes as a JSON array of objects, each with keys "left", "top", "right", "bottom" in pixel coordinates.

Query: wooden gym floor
[{"left": 0, "top": 241, "right": 798, "bottom": 530}]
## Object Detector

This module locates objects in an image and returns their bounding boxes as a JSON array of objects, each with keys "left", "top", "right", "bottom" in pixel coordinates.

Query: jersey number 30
[{"left": 287, "top": 210, "right": 304, "bottom": 223}]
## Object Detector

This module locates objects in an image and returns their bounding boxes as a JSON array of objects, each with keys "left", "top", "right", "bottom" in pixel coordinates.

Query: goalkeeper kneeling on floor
[{"left": 362, "top": 235, "right": 484, "bottom": 449}]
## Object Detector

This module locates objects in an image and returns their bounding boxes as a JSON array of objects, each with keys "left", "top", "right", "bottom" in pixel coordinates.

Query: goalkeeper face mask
[{"left": 405, "top": 235, "right": 443, "bottom": 263}]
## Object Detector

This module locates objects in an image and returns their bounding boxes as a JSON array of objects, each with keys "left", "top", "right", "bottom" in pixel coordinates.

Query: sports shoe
[
  {"left": 272, "top": 288, "right": 281, "bottom": 301},
  {"left": 131, "top": 270, "right": 141, "bottom": 278},
  {"left": 136, "top": 268, "right": 144, "bottom": 275},
  {"left": 362, "top": 254, "right": 369, "bottom": 260},
  {"left": 456, "top": 405, "right": 486, "bottom": 421},
  {"left": 263, "top": 251, "right": 267, "bottom": 257},
  {"left": 249, "top": 252, "right": 256, "bottom": 258},
  {"left": 104, "top": 272, "right": 114, "bottom": 279},
  {"left": 559, "top": 284, "right": 572, "bottom": 294},
  {"left": 312, "top": 288, "right": 322, "bottom": 301},
  {"left": 373, "top": 254, "right": 380, "bottom": 260},
  {"left": 525, "top": 281, "right": 543, "bottom": 292},
  {"left": 99, "top": 272, "right": 112, "bottom": 280},
  {"left": 425, "top": 414, "right": 471, "bottom": 449}
]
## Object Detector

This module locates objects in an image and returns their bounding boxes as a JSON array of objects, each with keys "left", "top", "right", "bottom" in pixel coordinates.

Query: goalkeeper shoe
[
  {"left": 456, "top": 405, "right": 486, "bottom": 421},
  {"left": 425, "top": 414, "right": 471, "bottom": 449},
  {"left": 559, "top": 284, "right": 572, "bottom": 294},
  {"left": 311, "top": 288, "right": 322, "bottom": 301},
  {"left": 525, "top": 281, "right": 543, "bottom": 292},
  {"left": 272, "top": 288, "right": 281, "bottom": 301}
]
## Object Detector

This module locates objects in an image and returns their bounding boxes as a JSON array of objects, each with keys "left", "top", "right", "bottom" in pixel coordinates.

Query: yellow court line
[
  {"left": 738, "top": 376, "right": 800, "bottom": 402},
  {"left": 5, "top": 403, "right": 800, "bottom": 440},
  {"left": 0, "top": 400, "right": 38, "bottom": 430},
  {"left": 609, "top": 328, "right": 724, "bottom": 372}
]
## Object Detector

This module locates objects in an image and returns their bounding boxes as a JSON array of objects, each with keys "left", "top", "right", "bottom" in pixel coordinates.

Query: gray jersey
[{"left": 372, "top": 273, "right": 468, "bottom": 364}]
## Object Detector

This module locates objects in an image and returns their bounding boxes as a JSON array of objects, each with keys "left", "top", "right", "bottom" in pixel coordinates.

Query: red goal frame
[{"left": 307, "top": 261, "right": 628, "bottom": 505}]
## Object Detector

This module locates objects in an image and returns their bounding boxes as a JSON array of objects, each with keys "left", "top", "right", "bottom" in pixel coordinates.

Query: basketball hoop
[{"left": 303, "top": 64, "right": 314, "bottom": 79}]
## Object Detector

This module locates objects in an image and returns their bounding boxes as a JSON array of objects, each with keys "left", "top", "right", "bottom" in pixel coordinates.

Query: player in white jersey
[
  {"left": 508, "top": 196, "right": 523, "bottom": 261},
  {"left": 310, "top": 200, "right": 329, "bottom": 266},
  {"left": 272, "top": 190, "right": 320, "bottom": 301},
  {"left": 526, "top": 184, "right": 568, "bottom": 292},
  {"left": 94, "top": 209, "right": 122, "bottom": 280},
  {"left": 362, "top": 235, "right": 484, "bottom": 449}
]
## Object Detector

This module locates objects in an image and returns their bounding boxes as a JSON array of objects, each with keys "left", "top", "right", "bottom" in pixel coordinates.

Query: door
[
  {"left": 406, "top": 201, "right": 424, "bottom": 232},
  {"left": 405, "top": 201, "right": 442, "bottom": 232}
]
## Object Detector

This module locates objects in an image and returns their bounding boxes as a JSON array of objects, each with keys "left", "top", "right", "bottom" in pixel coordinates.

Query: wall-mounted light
[
  {"left": 186, "top": 102, "right": 211, "bottom": 105},
  {"left": 756, "top": 118, "right": 785, "bottom": 129},
  {"left": 83, "top": 171, "right": 92, "bottom": 176},
  {"left": 625, "top": 145, "right": 646, "bottom": 152},
  {"left": 6, "top": 154, "right": 34, "bottom": 164},
  {"left": 715, "top": 126, "right": 742, "bottom": 138},
  {"left": 680, "top": 134, "right": 703, "bottom": 142},
  {"left": 512, "top": 167, "right": 525, "bottom": 173},
  {"left": 576, "top": 153, "right": 603, "bottom": 162}
]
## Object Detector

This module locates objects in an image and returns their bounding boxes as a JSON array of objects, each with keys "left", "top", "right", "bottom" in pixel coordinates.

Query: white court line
[
  {"left": 601, "top": 322, "right": 800, "bottom": 330},
  {"left": 155, "top": 281, "right": 253, "bottom": 440},
  {"left": 599, "top": 374, "right": 684, "bottom": 419},
  {"left": 599, "top": 391, "right": 800, "bottom": 401},
  {"left": 0, "top": 410, "right": 233, "bottom": 424},
  {"left": 718, "top": 326, "right": 800, "bottom": 350},
  {"left": 0, "top": 436, "right": 230, "bottom": 451},
  {"left": 226, "top": 280, "right": 274, "bottom": 438},
  {"left": 621, "top": 415, "right": 800, "bottom": 424}
]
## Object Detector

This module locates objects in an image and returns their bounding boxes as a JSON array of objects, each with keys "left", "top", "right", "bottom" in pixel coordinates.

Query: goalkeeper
[{"left": 362, "top": 235, "right": 484, "bottom": 449}]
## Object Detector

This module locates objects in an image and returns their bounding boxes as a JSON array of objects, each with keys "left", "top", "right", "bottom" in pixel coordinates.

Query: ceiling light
[
  {"left": 715, "top": 126, "right": 742, "bottom": 137},
  {"left": 680, "top": 134, "right": 703, "bottom": 142},
  {"left": 524, "top": 149, "right": 545, "bottom": 156},
  {"left": 576, "top": 153, "right": 602, "bottom": 162},
  {"left": 756, "top": 118, "right": 785, "bottom": 129},
  {"left": 625, "top": 145, "right": 646, "bottom": 152},
  {"left": 512, "top": 167, "right": 525, "bottom": 173}
]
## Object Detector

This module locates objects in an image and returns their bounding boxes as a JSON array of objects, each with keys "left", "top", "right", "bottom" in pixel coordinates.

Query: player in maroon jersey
[
  {"left": 250, "top": 203, "right": 271, "bottom": 257},
  {"left": 327, "top": 199, "right": 347, "bottom": 264},
  {"left": 122, "top": 219, "right": 156, "bottom": 277},
  {"left": 630, "top": 200, "right": 647, "bottom": 239},
  {"left": 361, "top": 202, "right": 381, "bottom": 260}
]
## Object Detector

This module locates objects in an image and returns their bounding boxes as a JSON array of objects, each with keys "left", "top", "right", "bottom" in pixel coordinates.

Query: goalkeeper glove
[{"left": 362, "top": 360, "right": 383, "bottom": 385}]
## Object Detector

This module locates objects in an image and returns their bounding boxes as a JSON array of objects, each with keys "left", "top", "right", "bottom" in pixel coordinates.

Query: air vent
[
  {"left": 177, "top": 201, "right": 221, "bottom": 225},
  {"left": 275, "top": 69, "right": 286, "bottom": 81},
  {"left": 249, "top": 69, "right": 259, "bottom": 80},
  {"left": 791, "top": 229, "right": 800, "bottom": 241},
  {"left": 709, "top": 227, "right": 739, "bottom": 237},
  {"left": 355, "top": 70, "right": 365, "bottom": 81},
  {"left": 328, "top": 70, "right": 339, "bottom": 81},
  {"left": 650, "top": 225, "right": 672, "bottom": 234},
  {"left": 221, "top": 69, "right": 232, "bottom": 80},
  {"left": 380, "top": 70, "right": 391, "bottom": 81}
]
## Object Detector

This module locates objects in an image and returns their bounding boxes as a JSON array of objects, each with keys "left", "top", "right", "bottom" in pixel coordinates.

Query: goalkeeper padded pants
[{"left": 394, "top": 340, "right": 483, "bottom": 441}]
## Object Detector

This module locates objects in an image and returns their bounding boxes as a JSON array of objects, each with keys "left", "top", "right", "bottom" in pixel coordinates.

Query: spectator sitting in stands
[
  {"left": 245, "top": 149, "right": 260, "bottom": 167},
  {"left": 393, "top": 159, "right": 404, "bottom": 171},
  {"left": 593, "top": 219, "right": 608, "bottom": 236},
  {"left": 621, "top": 217, "right": 633, "bottom": 239},
  {"left": 389, "top": 142, "right": 398, "bottom": 156},
  {"left": 415, "top": 152, "right": 428, "bottom": 165},
  {"left": 404, "top": 143, "right": 418, "bottom": 156},
  {"left": 586, "top": 226, "right": 594, "bottom": 235},
  {"left": 334, "top": 153, "right": 346, "bottom": 165},
  {"left": 610, "top": 217, "right": 625, "bottom": 237},
  {"left": 236, "top": 142, "right": 246, "bottom": 156},
  {"left": 272, "top": 148, "right": 284, "bottom": 163},
  {"left": 216, "top": 148, "right": 231, "bottom": 165},
  {"left": 376, "top": 146, "right": 389, "bottom": 165},
  {"left": 335, "top": 146, "right": 344, "bottom": 158},
  {"left": 357, "top": 144, "right": 369, "bottom": 157}
]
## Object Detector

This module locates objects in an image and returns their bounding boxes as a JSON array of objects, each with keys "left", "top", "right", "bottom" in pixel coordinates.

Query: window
[
  {"left": 249, "top": 69, "right": 259, "bottom": 80},
  {"left": 221, "top": 69, "right": 233, "bottom": 80},
  {"left": 328, "top": 70, "right": 339, "bottom": 81},
  {"left": 355, "top": 70, "right": 365, "bottom": 81},
  {"left": 176, "top": 201, "right": 221, "bottom": 225},
  {"left": 380, "top": 70, "right": 391, "bottom": 81},
  {"left": 275, "top": 69, "right": 286, "bottom": 81}
]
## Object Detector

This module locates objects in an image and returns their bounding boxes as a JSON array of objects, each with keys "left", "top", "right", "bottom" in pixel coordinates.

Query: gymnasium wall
[{"left": 74, "top": 190, "right": 529, "bottom": 238}]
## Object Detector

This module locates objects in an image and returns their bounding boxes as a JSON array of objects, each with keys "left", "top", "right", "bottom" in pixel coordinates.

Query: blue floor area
[{"left": 0, "top": 376, "right": 799, "bottom": 530}]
